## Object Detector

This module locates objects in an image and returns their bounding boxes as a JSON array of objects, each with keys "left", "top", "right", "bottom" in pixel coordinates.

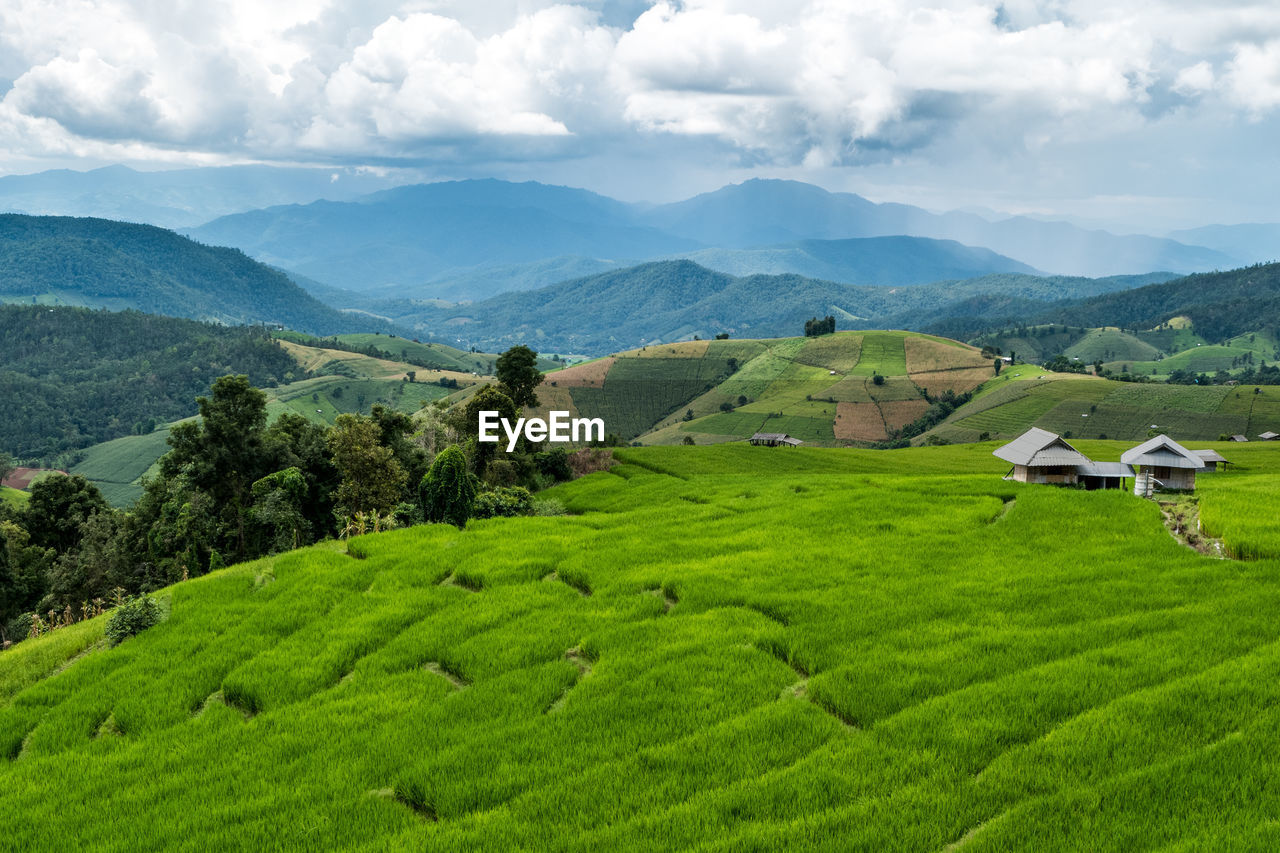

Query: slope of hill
[
  {"left": 1035, "top": 262, "right": 1280, "bottom": 343},
  {"left": 523, "top": 330, "right": 996, "bottom": 446},
  {"left": 924, "top": 369, "right": 1280, "bottom": 444},
  {"left": 677, "top": 235, "right": 1039, "bottom": 285},
  {"left": 0, "top": 306, "right": 299, "bottom": 463},
  {"left": 390, "top": 260, "right": 1177, "bottom": 354},
  {"left": 65, "top": 339, "right": 485, "bottom": 506},
  {"left": 5, "top": 444, "right": 1280, "bottom": 847},
  {"left": 1168, "top": 223, "right": 1280, "bottom": 266},
  {"left": 0, "top": 215, "right": 402, "bottom": 335}
]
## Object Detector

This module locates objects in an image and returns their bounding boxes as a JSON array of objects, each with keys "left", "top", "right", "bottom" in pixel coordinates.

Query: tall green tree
[
  {"left": 420, "top": 445, "right": 476, "bottom": 528},
  {"left": 249, "top": 467, "right": 310, "bottom": 554},
  {"left": 327, "top": 414, "right": 406, "bottom": 521},
  {"left": 22, "top": 474, "right": 107, "bottom": 555},
  {"left": 495, "top": 345, "right": 543, "bottom": 408},
  {"left": 461, "top": 386, "right": 519, "bottom": 475}
]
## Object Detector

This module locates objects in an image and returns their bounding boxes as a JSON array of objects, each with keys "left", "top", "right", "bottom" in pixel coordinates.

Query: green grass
[
  {"left": 1, "top": 486, "right": 28, "bottom": 509},
  {"left": 1199, "top": 475, "right": 1280, "bottom": 560},
  {"left": 6, "top": 444, "right": 1280, "bottom": 847},
  {"left": 1064, "top": 328, "right": 1161, "bottom": 363},
  {"left": 848, "top": 332, "right": 908, "bottom": 377},
  {"left": 1121, "top": 345, "right": 1260, "bottom": 377},
  {"left": 70, "top": 429, "right": 175, "bottom": 484}
]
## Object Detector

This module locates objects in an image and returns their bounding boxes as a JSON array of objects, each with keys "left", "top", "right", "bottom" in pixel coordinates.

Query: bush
[
  {"left": 534, "top": 448, "right": 572, "bottom": 482},
  {"left": 472, "top": 487, "right": 534, "bottom": 519},
  {"left": 420, "top": 445, "right": 477, "bottom": 529},
  {"left": 567, "top": 448, "right": 615, "bottom": 478},
  {"left": 533, "top": 498, "right": 567, "bottom": 516},
  {"left": 105, "top": 595, "right": 161, "bottom": 646}
]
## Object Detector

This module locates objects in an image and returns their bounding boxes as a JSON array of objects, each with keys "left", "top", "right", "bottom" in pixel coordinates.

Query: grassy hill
[
  {"left": 5, "top": 442, "right": 1280, "bottom": 846},
  {"left": 0, "top": 214, "right": 401, "bottom": 335},
  {"left": 926, "top": 369, "right": 1280, "bottom": 444},
  {"left": 0, "top": 486, "right": 27, "bottom": 509},
  {"left": 525, "top": 330, "right": 996, "bottom": 446}
]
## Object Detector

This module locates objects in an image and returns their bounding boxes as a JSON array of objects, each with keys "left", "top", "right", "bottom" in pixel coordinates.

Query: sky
[{"left": 2, "top": 0, "right": 1280, "bottom": 230}]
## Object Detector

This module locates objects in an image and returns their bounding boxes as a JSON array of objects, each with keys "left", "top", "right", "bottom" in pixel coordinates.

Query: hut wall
[{"left": 1016, "top": 464, "right": 1078, "bottom": 485}]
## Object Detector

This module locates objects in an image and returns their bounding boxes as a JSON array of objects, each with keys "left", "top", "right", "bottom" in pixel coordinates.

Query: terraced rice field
[{"left": 4, "top": 443, "right": 1280, "bottom": 849}]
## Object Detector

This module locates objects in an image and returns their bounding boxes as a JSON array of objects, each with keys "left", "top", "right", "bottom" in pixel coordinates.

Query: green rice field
[{"left": 4, "top": 442, "right": 1280, "bottom": 849}]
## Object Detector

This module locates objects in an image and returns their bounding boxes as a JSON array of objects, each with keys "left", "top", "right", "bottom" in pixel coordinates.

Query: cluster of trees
[
  {"left": 0, "top": 345, "right": 581, "bottom": 647},
  {"left": 1167, "top": 365, "right": 1280, "bottom": 386},
  {"left": 872, "top": 389, "right": 974, "bottom": 448},
  {"left": 804, "top": 316, "right": 837, "bottom": 337},
  {"left": 0, "top": 306, "right": 300, "bottom": 462}
]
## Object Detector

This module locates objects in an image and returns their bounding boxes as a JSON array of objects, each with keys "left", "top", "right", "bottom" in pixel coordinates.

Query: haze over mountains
[{"left": 186, "top": 177, "right": 1236, "bottom": 296}]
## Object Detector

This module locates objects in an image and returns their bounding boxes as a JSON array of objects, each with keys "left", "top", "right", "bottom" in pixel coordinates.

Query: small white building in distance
[{"left": 1122, "top": 434, "right": 1204, "bottom": 496}]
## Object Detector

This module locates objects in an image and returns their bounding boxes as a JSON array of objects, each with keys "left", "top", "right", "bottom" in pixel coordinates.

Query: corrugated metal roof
[
  {"left": 1260, "top": 431, "right": 1280, "bottom": 440},
  {"left": 1077, "top": 461, "right": 1134, "bottom": 478},
  {"left": 751, "top": 433, "right": 790, "bottom": 441},
  {"left": 993, "top": 427, "right": 1090, "bottom": 467},
  {"left": 1194, "top": 449, "right": 1228, "bottom": 464},
  {"left": 1121, "top": 434, "right": 1203, "bottom": 468}
]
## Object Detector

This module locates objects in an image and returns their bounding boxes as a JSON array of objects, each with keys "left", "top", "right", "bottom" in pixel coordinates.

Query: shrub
[
  {"left": 533, "top": 499, "right": 567, "bottom": 516},
  {"left": 535, "top": 448, "right": 573, "bottom": 482},
  {"left": 472, "top": 487, "right": 534, "bottom": 519},
  {"left": 420, "top": 445, "right": 477, "bottom": 529},
  {"left": 105, "top": 595, "right": 161, "bottom": 646},
  {"left": 567, "top": 448, "right": 615, "bottom": 478}
]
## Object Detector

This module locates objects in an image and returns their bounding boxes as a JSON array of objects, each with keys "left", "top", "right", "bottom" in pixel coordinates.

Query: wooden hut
[
  {"left": 749, "top": 432, "right": 802, "bottom": 447},
  {"left": 1122, "top": 435, "right": 1203, "bottom": 496},
  {"left": 1259, "top": 431, "right": 1280, "bottom": 441},
  {"left": 993, "top": 428, "right": 1090, "bottom": 485},
  {"left": 1229, "top": 434, "right": 1249, "bottom": 442},
  {"left": 1194, "top": 449, "right": 1230, "bottom": 472}
]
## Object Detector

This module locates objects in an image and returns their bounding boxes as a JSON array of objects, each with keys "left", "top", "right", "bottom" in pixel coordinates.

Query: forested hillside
[
  {"left": 0, "top": 215, "right": 401, "bottom": 335},
  {"left": 1034, "top": 263, "right": 1280, "bottom": 342},
  {"left": 396, "top": 260, "right": 1176, "bottom": 354},
  {"left": 0, "top": 306, "right": 299, "bottom": 461}
]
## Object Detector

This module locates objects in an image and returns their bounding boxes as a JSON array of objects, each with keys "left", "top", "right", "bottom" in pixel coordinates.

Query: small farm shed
[
  {"left": 749, "top": 432, "right": 802, "bottom": 447},
  {"left": 1122, "top": 434, "right": 1203, "bottom": 496},
  {"left": 1229, "top": 434, "right": 1249, "bottom": 442},
  {"left": 1076, "top": 461, "right": 1134, "bottom": 491},
  {"left": 1259, "top": 431, "right": 1280, "bottom": 441},
  {"left": 993, "top": 427, "right": 1090, "bottom": 485},
  {"left": 1194, "top": 449, "right": 1230, "bottom": 471}
]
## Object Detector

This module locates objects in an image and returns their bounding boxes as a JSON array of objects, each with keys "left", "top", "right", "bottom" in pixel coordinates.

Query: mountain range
[{"left": 185, "top": 178, "right": 1234, "bottom": 296}]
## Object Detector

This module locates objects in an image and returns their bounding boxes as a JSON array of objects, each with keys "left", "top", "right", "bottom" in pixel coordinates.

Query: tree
[
  {"left": 993, "top": 358, "right": 1002, "bottom": 376},
  {"left": 421, "top": 446, "right": 476, "bottom": 528},
  {"left": 0, "top": 452, "right": 12, "bottom": 487},
  {"left": 249, "top": 467, "right": 310, "bottom": 554},
  {"left": 461, "top": 386, "right": 518, "bottom": 474},
  {"left": 22, "top": 474, "right": 108, "bottom": 555},
  {"left": 327, "top": 414, "right": 406, "bottom": 521},
  {"left": 495, "top": 345, "right": 543, "bottom": 408}
]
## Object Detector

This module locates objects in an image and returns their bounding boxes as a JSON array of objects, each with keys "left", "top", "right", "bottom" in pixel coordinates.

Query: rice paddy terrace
[
  {"left": 535, "top": 331, "right": 997, "bottom": 445},
  {"left": 5, "top": 443, "right": 1280, "bottom": 849}
]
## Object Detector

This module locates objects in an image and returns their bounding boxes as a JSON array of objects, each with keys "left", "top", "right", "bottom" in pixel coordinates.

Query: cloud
[{"left": 2, "top": 0, "right": 1280, "bottom": 206}]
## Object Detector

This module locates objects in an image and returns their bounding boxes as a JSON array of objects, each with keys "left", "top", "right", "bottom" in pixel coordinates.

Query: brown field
[
  {"left": 910, "top": 367, "right": 995, "bottom": 397},
  {"left": 904, "top": 337, "right": 990, "bottom": 373},
  {"left": 794, "top": 333, "right": 863, "bottom": 373},
  {"left": 834, "top": 402, "right": 888, "bottom": 441},
  {"left": 627, "top": 340, "right": 711, "bottom": 358},
  {"left": 879, "top": 399, "right": 931, "bottom": 431},
  {"left": 544, "top": 356, "right": 616, "bottom": 388},
  {"left": 525, "top": 385, "right": 581, "bottom": 420},
  {"left": 278, "top": 340, "right": 417, "bottom": 380}
]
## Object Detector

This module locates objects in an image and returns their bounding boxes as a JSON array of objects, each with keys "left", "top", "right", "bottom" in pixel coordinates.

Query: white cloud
[{"left": 1, "top": 0, "right": 1280, "bottom": 201}]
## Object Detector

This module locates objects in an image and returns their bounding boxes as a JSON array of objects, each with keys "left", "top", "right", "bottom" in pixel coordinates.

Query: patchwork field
[
  {"left": 4, "top": 443, "right": 1280, "bottom": 848},
  {"left": 934, "top": 376, "right": 1280, "bottom": 444},
  {"left": 525, "top": 332, "right": 994, "bottom": 446}
]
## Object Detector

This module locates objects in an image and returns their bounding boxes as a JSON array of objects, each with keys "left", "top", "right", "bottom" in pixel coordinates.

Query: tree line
[{"left": 0, "top": 345, "right": 602, "bottom": 647}]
